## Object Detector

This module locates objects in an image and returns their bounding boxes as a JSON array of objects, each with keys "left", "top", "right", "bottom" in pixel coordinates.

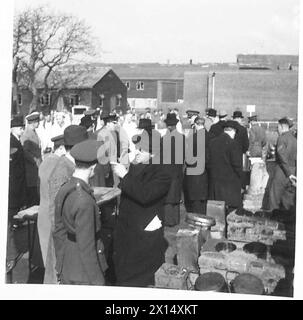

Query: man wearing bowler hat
[
  {"left": 46, "top": 125, "right": 88, "bottom": 283},
  {"left": 162, "top": 113, "right": 185, "bottom": 226},
  {"left": 21, "top": 111, "right": 42, "bottom": 206},
  {"left": 232, "top": 110, "right": 249, "bottom": 155},
  {"left": 54, "top": 140, "right": 108, "bottom": 285},
  {"left": 208, "top": 120, "right": 243, "bottom": 213}
]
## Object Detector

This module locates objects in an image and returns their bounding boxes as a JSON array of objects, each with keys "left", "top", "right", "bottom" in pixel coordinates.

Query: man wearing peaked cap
[
  {"left": 26, "top": 111, "right": 40, "bottom": 123},
  {"left": 21, "top": 112, "right": 42, "bottom": 207},
  {"left": 54, "top": 139, "right": 108, "bottom": 285},
  {"left": 37, "top": 133, "right": 66, "bottom": 272},
  {"left": 45, "top": 125, "right": 88, "bottom": 284}
]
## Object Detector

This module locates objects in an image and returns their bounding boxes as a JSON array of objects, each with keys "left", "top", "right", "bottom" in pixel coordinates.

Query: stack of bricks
[
  {"left": 227, "top": 210, "right": 286, "bottom": 245},
  {"left": 198, "top": 239, "right": 285, "bottom": 294}
]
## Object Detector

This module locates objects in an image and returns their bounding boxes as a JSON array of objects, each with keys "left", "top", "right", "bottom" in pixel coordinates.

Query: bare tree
[{"left": 14, "top": 5, "right": 98, "bottom": 113}]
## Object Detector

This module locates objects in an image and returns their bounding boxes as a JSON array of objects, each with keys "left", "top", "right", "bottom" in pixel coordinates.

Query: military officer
[
  {"left": 21, "top": 111, "right": 42, "bottom": 206},
  {"left": 269, "top": 118, "right": 297, "bottom": 213},
  {"left": 54, "top": 139, "right": 108, "bottom": 285}
]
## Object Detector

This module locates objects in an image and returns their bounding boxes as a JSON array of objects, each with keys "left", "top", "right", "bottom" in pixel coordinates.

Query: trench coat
[
  {"left": 269, "top": 131, "right": 297, "bottom": 211},
  {"left": 54, "top": 177, "right": 107, "bottom": 285},
  {"left": 37, "top": 154, "right": 60, "bottom": 268},
  {"left": 208, "top": 132, "right": 243, "bottom": 208},
  {"left": 8, "top": 134, "right": 26, "bottom": 211},
  {"left": 20, "top": 127, "right": 42, "bottom": 187},
  {"left": 45, "top": 155, "right": 75, "bottom": 283},
  {"left": 113, "top": 163, "right": 172, "bottom": 287}
]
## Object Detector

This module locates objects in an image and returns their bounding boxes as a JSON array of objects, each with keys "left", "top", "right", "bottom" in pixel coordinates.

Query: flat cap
[
  {"left": 11, "top": 115, "right": 24, "bottom": 128},
  {"left": 71, "top": 140, "right": 103, "bottom": 163},
  {"left": 248, "top": 115, "right": 258, "bottom": 122},
  {"left": 63, "top": 125, "right": 88, "bottom": 146},
  {"left": 218, "top": 110, "right": 228, "bottom": 118},
  {"left": 51, "top": 134, "right": 64, "bottom": 148},
  {"left": 186, "top": 110, "right": 200, "bottom": 117},
  {"left": 26, "top": 111, "right": 40, "bottom": 122},
  {"left": 223, "top": 120, "right": 238, "bottom": 131}
]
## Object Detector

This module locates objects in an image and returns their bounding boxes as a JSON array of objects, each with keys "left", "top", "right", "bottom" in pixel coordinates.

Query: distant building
[
  {"left": 237, "top": 54, "right": 299, "bottom": 71},
  {"left": 16, "top": 67, "right": 127, "bottom": 116}
]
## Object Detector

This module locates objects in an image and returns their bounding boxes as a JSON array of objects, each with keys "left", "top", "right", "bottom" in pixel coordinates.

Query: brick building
[{"left": 15, "top": 67, "right": 127, "bottom": 116}]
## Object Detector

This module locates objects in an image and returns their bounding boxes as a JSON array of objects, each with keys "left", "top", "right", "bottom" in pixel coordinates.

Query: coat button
[{"left": 98, "top": 249, "right": 102, "bottom": 254}]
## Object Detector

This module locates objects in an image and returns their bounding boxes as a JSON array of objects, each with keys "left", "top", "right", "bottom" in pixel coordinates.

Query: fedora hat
[
  {"left": 207, "top": 109, "right": 217, "bottom": 117},
  {"left": 232, "top": 110, "right": 244, "bottom": 119},
  {"left": 137, "top": 118, "right": 155, "bottom": 130},
  {"left": 164, "top": 113, "right": 179, "bottom": 126}
]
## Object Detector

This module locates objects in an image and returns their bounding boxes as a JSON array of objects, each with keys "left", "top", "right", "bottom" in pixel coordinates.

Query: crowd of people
[{"left": 7, "top": 104, "right": 297, "bottom": 287}]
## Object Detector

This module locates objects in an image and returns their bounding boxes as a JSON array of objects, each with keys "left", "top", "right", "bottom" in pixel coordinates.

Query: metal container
[
  {"left": 243, "top": 242, "right": 267, "bottom": 260},
  {"left": 215, "top": 241, "right": 237, "bottom": 253},
  {"left": 195, "top": 272, "right": 228, "bottom": 292},
  {"left": 185, "top": 213, "right": 216, "bottom": 228},
  {"left": 231, "top": 273, "right": 264, "bottom": 295}
]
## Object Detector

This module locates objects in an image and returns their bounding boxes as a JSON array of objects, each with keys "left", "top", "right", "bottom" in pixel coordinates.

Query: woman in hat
[{"left": 112, "top": 130, "right": 171, "bottom": 287}]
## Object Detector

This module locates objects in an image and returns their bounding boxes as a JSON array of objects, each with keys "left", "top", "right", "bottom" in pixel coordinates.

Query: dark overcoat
[
  {"left": 54, "top": 177, "right": 107, "bottom": 285},
  {"left": 8, "top": 134, "right": 26, "bottom": 210},
  {"left": 209, "top": 120, "right": 224, "bottom": 140},
  {"left": 113, "top": 163, "right": 171, "bottom": 287},
  {"left": 234, "top": 123, "right": 249, "bottom": 154},
  {"left": 20, "top": 127, "right": 42, "bottom": 187},
  {"left": 208, "top": 133, "right": 243, "bottom": 208},
  {"left": 184, "top": 129, "right": 209, "bottom": 201}
]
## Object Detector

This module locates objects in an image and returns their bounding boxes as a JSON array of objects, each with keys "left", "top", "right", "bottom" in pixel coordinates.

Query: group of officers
[{"left": 7, "top": 105, "right": 297, "bottom": 287}]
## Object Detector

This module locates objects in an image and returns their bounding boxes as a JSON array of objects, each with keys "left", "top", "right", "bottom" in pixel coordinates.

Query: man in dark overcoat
[
  {"left": 161, "top": 113, "right": 185, "bottom": 226},
  {"left": 20, "top": 112, "right": 42, "bottom": 206},
  {"left": 112, "top": 130, "right": 172, "bottom": 287},
  {"left": 184, "top": 117, "right": 208, "bottom": 214},
  {"left": 232, "top": 110, "right": 249, "bottom": 188},
  {"left": 269, "top": 118, "right": 297, "bottom": 213},
  {"left": 7, "top": 116, "right": 26, "bottom": 271},
  {"left": 208, "top": 110, "right": 228, "bottom": 140},
  {"left": 54, "top": 140, "right": 108, "bottom": 285},
  {"left": 208, "top": 120, "right": 243, "bottom": 212}
]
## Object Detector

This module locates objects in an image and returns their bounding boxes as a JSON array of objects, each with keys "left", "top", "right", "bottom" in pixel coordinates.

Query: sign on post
[{"left": 247, "top": 105, "right": 256, "bottom": 117}]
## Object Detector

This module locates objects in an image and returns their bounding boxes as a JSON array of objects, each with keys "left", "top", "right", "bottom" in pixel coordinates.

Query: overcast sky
[{"left": 13, "top": 0, "right": 301, "bottom": 64}]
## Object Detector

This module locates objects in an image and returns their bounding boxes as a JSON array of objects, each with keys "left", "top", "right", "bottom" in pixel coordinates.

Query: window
[
  {"left": 70, "top": 94, "right": 80, "bottom": 106},
  {"left": 117, "top": 94, "right": 122, "bottom": 107},
  {"left": 125, "top": 81, "right": 130, "bottom": 90},
  {"left": 136, "top": 81, "right": 144, "bottom": 91},
  {"left": 99, "top": 94, "right": 105, "bottom": 107},
  {"left": 40, "top": 94, "right": 51, "bottom": 106},
  {"left": 17, "top": 93, "right": 22, "bottom": 105}
]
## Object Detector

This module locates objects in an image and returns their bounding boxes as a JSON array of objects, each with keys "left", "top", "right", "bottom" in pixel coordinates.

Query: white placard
[{"left": 247, "top": 105, "right": 256, "bottom": 113}]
